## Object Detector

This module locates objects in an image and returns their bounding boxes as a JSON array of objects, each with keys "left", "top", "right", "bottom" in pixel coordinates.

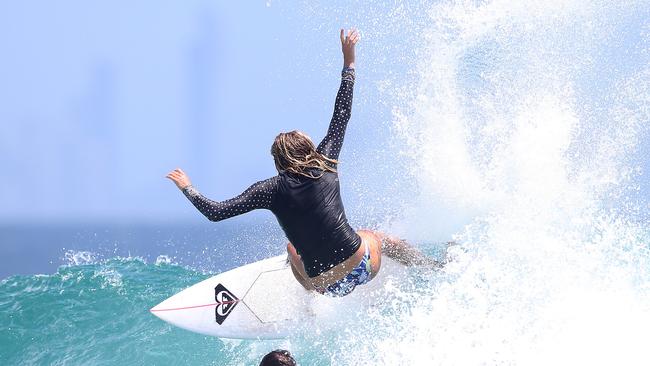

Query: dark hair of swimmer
[{"left": 259, "top": 349, "right": 297, "bottom": 366}]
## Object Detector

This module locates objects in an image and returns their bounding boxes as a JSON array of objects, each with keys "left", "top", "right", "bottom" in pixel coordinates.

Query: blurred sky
[
  {"left": 0, "top": 1, "right": 425, "bottom": 224},
  {"left": 1, "top": 1, "right": 648, "bottom": 225}
]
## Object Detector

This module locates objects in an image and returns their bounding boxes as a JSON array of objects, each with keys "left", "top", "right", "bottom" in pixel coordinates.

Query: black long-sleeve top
[{"left": 182, "top": 68, "right": 360, "bottom": 277}]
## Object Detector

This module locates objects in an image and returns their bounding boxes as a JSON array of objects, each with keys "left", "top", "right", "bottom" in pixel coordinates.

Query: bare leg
[
  {"left": 286, "top": 243, "right": 316, "bottom": 291},
  {"left": 378, "top": 233, "right": 444, "bottom": 268},
  {"left": 290, "top": 262, "right": 316, "bottom": 291}
]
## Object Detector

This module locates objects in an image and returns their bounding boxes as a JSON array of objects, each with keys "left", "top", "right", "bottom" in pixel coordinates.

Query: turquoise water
[
  {"left": 0, "top": 257, "right": 290, "bottom": 365},
  {"left": 0, "top": 230, "right": 446, "bottom": 366},
  {"left": 0, "top": 252, "right": 439, "bottom": 365},
  {"left": 0, "top": 258, "right": 211, "bottom": 365}
]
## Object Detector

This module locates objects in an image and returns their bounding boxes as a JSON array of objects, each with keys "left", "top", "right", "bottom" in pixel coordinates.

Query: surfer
[{"left": 167, "top": 28, "right": 439, "bottom": 297}]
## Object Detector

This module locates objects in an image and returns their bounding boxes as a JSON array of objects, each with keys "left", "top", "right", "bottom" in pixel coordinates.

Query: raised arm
[
  {"left": 166, "top": 168, "right": 278, "bottom": 222},
  {"left": 317, "top": 29, "right": 360, "bottom": 160}
]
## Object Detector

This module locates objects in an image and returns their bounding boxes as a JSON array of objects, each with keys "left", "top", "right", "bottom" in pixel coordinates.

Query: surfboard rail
[{"left": 150, "top": 254, "right": 408, "bottom": 339}]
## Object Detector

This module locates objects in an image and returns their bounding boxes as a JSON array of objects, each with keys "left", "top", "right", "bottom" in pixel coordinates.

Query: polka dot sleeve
[
  {"left": 316, "top": 67, "right": 355, "bottom": 161},
  {"left": 181, "top": 176, "right": 279, "bottom": 222}
]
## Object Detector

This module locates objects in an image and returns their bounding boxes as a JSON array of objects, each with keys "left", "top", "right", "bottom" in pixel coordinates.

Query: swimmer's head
[
  {"left": 259, "top": 349, "right": 296, "bottom": 366},
  {"left": 271, "top": 130, "right": 337, "bottom": 178}
]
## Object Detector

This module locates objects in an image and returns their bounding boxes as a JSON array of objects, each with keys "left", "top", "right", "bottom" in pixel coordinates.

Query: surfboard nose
[
  {"left": 149, "top": 296, "right": 193, "bottom": 326},
  {"left": 149, "top": 300, "right": 167, "bottom": 319},
  {"left": 149, "top": 303, "right": 161, "bottom": 314},
  {"left": 149, "top": 294, "right": 190, "bottom": 322}
]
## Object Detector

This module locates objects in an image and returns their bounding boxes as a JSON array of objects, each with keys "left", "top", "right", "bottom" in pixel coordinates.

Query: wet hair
[
  {"left": 259, "top": 349, "right": 297, "bottom": 366},
  {"left": 271, "top": 130, "right": 337, "bottom": 179}
]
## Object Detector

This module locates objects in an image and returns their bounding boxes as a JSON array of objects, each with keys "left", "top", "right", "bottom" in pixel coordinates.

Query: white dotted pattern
[
  {"left": 317, "top": 68, "right": 355, "bottom": 161},
  {"left": 183, "top": 177, "right": 279, "bottom": 222}
]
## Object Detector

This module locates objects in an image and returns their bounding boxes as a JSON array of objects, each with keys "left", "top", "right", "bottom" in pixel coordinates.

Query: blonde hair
[{"left": 271, "top": 131, "right": 337, "bottom": 178}]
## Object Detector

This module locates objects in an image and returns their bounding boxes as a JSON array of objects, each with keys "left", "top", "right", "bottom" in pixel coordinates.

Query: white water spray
[{"left": 342, "top": 1, "right": 650, "bottom": 365}]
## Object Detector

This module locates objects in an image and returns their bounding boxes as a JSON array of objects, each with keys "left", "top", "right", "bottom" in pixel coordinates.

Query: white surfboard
[{"left": 150, "top": 254, "right": 408, "bottom": 339}]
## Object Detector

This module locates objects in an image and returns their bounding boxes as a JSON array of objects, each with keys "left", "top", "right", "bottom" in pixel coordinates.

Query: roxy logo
[{"left": 214, "top": 284, "right": 238, "bottom": 325}]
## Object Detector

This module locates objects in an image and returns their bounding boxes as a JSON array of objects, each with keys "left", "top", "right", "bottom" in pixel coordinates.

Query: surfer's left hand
[{"left": 166, "top": 168, "right": 192, "bottom": 190}]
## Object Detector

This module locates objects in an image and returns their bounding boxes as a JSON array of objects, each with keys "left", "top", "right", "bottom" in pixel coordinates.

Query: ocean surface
[
  {"left": 3, "top": 0, "right": 650, "bottom": 365},
  {"left": 0, "top": 222, "right": 296, "bottom": 365},
  {"left": 0, "top": 223, "right": 445, "bottom": 365}
]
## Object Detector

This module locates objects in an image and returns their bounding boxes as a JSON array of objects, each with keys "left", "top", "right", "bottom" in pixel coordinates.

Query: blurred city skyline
[{"left": 0, "top": 2, "right": 412, "bottom": 223}]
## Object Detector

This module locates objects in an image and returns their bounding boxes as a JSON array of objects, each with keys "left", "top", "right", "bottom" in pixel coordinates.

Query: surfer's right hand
[
  {"left": 166, "top": 168, "right": 192, "bottom": 190},
  {"left": 340, "top": 28, "right": 360, "bottom": 68}
]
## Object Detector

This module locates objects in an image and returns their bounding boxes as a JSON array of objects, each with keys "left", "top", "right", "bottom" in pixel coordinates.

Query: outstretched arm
[
  {"left": 316, "top": 28, "right": 360, "bottom": 161},
  {"left": 166, "top": 168, "right": 278, "bottom": 222}
]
